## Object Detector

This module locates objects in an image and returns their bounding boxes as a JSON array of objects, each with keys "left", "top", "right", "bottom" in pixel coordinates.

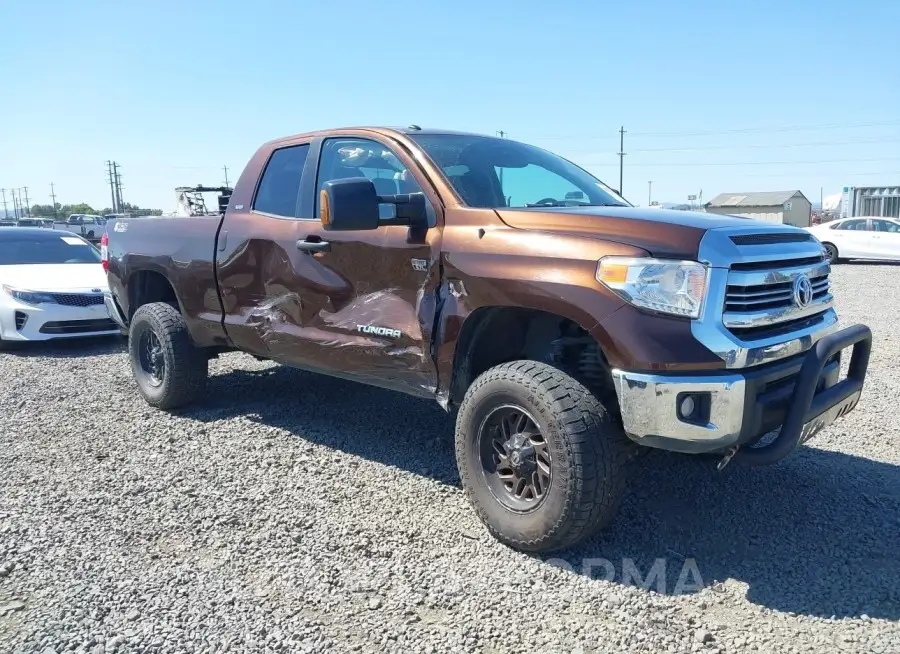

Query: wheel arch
[
  {"left": 125, "top": 267, "right": 184, "bottom": 321},
  {"left": 447, "top": 305, "right": 617, "bottom": 410}
]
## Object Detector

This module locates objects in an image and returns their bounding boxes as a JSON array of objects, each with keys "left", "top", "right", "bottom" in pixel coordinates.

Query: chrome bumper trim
[
  {"left": 103, "top": 292, "right": 128, "bottom": 331},
  {"left": 611, "top": 369, "right": 746, "bottom": 452}
]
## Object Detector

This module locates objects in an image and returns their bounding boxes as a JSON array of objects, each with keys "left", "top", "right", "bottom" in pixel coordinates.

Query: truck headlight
[
  {"left": 2, "top": 285, "right": 56, "bottom": 305},
  {"left": 596, "top": 257, "right": 708, "bottom": 319}
]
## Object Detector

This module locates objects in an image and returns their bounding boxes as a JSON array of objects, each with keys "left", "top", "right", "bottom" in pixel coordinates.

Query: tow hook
[{"left": 716, "top": 446, "right": 739, "bottom": 471}]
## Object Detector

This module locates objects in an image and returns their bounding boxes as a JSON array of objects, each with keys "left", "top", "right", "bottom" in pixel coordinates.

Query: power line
[
  {"left": 580, "top": 156, "right": 900, "bottom": 168},
  {"left": 560, "top": 136, "right": 900, "bottom": 156},
  {"left": 628, "top": 119, "right": 900, "bottom": 138},
  {"left": 523, "top": 119, "right": 900, "bottom": 141}
]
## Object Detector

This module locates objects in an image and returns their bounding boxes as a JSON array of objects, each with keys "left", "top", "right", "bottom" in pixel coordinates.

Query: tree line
[{"left": 25, "top": 202, "right": 163, "bottom": 218}]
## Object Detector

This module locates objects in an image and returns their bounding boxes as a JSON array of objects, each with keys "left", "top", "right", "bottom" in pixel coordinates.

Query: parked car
[
  {"left": 15, "top": 218, "right": 47, "bottom": 228},
  {"left": 806, "top": 216, "right": 900, "bottom": 263},
  {"left": 0, "top": 228, "right": 119, "bottom": 348},
  {"left": 102, "top": 127, "right": 873, "bottom": 553},
  {"left": 54, "top": 214, "right": 107, "bottom": 242}
]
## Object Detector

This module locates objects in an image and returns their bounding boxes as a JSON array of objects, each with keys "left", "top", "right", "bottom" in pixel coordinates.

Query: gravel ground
[{"left": 1, "top": 264, "right": 898, "bottom": 654}]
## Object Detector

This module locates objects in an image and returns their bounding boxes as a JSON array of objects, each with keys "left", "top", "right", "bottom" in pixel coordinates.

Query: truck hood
[{"left": 495, "top": 206, "right": 791, "bottom": 259}]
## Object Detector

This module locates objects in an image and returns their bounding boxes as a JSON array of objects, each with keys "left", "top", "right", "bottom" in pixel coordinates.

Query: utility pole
[
  {"left": 12, "top": 189, "right": 20, "bottom": 221},
  {"left": 0, "top": 189, "right": 7, "bottom": 219},
  {"left": 22, "top": 187, "right": 30, "bottom": 217},
  {"left": 50, "top": 182, "right": 58, "bottom": 219},
  {"left": 223, "top": 165, "right": 231, "bottom": 188},
  {"left": 106, "top": 161, "right": 118, "bottom": 212},
  {"left": 617, "top": 126, "right": 626, "bottom": 196},
  {"left": 648, "top": 180, "right": 653, "bottom": 206},
  {"left": 113, "top": 162, "right": 124, "bottom": 213}
]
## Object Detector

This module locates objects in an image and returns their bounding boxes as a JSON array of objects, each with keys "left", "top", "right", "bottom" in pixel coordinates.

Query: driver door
[{"left": 257, "top": 133, "right": 443, "bottom": 397}]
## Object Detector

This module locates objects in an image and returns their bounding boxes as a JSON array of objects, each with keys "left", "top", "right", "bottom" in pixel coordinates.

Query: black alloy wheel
[
  {"left": 479, "top": 405, "right": 552, "bottom": 512},
  {"left": 137, "top": 329, "right": 164, "bottom": 387}
]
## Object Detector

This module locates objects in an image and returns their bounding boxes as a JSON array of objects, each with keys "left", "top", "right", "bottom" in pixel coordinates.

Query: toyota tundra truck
[{"left": 101, "top": 127, "right": 872, "bottom": 553}]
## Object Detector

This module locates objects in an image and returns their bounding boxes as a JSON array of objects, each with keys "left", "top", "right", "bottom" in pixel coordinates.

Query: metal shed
[
  {"left": 704, "top": 190, "right": 812, "bottom": 227},
  {"left": 839, "top": 185, "right": 900, "bottom": 220}
]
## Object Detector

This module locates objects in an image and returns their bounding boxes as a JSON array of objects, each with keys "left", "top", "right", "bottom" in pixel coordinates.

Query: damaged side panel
[{"left": 217, "top": 210, "right": 444, "bottom": 397}]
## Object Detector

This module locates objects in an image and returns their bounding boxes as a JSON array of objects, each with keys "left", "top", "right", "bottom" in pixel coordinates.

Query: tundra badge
[{"left": 357, "top": 324, "right": 402, "bottom": 339}]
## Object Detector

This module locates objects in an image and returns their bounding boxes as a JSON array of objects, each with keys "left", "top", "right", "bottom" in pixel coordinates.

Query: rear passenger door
[
  {"left": 216, "top": 140, "right": 315, "bottom": 357},
  {"left": 870, "top": 219, "right": 900, "bottom": 260}
]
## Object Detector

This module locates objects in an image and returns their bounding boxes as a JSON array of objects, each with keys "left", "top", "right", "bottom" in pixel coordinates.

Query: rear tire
[
  {"left": 455, "top": 360, "right": 630, "bottom": 553},
  {"left": 128, "top": 302, "right": 207, "bottom": 409}
]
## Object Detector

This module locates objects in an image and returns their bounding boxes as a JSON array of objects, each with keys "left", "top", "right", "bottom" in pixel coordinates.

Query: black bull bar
[{"left": 735, "top": 323, "right": 872, "bottom": 466}]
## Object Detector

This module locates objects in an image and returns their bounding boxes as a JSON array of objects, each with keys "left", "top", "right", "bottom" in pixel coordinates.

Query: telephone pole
[
  {"left": 223, "top": 165, "right": 230, "bottom": 188},
  {"left": 647, "top": 180, "right": 653, "bottom": 206},
  {"left": 106, "top": 161, "right": 118, "bottom": 212},
  {"left": 12, "top": 189, "right": 20, "bottom": 220},
  {"left": 113, "top": 162, "right": 124, "bottom": 212},
  {"left": 617, "top": 126, "right": 626, "bottom": 196},
  {"left": 50, "top": 183, "right": 58, "bottom": 219},
  {"left": 0, "top": 189, "right": 7, "bottom": 219},
  {"left": 21, "top": 187, "right": 30, "bottom": 217}
]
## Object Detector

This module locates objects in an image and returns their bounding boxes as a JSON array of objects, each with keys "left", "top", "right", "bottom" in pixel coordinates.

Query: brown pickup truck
[{"left": 102, "top": 127, "right": 872, "bottom": 553}]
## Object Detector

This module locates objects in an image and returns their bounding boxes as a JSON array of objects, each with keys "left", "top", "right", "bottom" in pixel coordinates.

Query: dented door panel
[{"left": 284, "top": 223, "right": 443, "bottom": 397}]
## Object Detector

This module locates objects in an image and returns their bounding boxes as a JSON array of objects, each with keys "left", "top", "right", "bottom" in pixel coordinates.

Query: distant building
[{"left": 705, "top": 190, "right": 812, "bottom": 227}]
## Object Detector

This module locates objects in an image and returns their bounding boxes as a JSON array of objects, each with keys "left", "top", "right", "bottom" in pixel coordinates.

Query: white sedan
[
  {"left": 0, "top": 228, "right": 120, "bottom": 348},
  {"left": 806, "top": 216, "right": 900, "bottom": 263}
]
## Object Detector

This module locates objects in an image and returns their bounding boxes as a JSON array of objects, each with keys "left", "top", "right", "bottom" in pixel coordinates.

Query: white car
[
  {"left": 806, "top": 216, "right": 900, "bottom": 263},
  {"left": 0, "top": 228, "right": 119, "bottom": 347}
]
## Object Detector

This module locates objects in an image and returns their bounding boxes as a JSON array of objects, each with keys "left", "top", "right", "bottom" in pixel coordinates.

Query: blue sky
[{"left": 1, "top": 0, "right": 898, "bottom": 212}]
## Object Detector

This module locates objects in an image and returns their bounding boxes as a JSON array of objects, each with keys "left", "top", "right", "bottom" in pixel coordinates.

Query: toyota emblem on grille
[{"left": 793, "top": 274, "right": 813, "bottom": 308}]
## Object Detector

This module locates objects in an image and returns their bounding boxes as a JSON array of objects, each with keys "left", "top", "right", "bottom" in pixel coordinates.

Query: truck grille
[
  {"left": 723, "top": 255, "right": 833, "bottom": 339},
  {"left": 50, "top": 293, "right": 105, "bottom": 307}
]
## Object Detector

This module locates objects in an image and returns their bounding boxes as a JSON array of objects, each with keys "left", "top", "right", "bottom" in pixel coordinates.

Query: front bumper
[
  {"left": 612, "top": 324, "right": 872, "bottom": 465},
  {"left": 0, "top": 299, "right": 120, "bottom": 342}
]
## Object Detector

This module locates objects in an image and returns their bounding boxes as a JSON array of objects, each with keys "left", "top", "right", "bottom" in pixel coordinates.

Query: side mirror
[{"left": 320, "top": 177, "right": 427, "bottom": 231}]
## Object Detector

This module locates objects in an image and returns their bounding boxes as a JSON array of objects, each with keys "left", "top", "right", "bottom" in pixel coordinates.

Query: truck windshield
[
  {"left": 408, "top": 133, "right": 629, "bottom": 209},
  {"left": 0, "top": 233, "right": 101, "bottom": 265}
]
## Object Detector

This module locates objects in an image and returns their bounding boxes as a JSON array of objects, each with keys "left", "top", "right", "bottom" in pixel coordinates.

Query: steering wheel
[{"left": 531, "top": 197, "right": 559, "bottom": 206}]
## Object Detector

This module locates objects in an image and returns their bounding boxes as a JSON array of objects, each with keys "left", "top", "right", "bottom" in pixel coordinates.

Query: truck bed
[{"left": 104, "top": 214, "right": 228, "bottom": 347}]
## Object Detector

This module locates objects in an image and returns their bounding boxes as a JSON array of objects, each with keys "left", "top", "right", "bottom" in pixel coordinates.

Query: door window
[
  {"left": 833, "top": 219, "right": 868, "bottom": 231},
  {"left": 315, "top": 138, "right": 423, "bottom": 217},
  {"left": 253, "top": 144, "right": 311, "bottom": 217},
  {"left": 871, "top": 219, "right": 900, "bottom": 233}
]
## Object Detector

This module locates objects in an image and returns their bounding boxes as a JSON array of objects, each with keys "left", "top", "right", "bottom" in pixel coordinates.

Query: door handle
[{"left": 296, "top": 238, "right": 331, "bottom": 252}]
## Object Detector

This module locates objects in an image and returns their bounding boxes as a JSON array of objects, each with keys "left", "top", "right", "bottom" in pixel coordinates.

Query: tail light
[{"left": 100, "top": 232, "right": 109, "bottom": 271}]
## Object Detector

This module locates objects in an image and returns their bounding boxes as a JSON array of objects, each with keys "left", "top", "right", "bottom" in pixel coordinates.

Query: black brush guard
[{"left": 735, "top": 323, "right": 872, "bottom": 466}]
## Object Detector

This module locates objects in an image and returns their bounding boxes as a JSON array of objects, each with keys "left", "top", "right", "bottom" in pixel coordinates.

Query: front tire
[
  {"left": 822, "top": 242, "right": 839, "bottom": 263},
  {"left": 128, "top": 302, "right": 208, "bottom": 409},
  {"left": 455, "top": 360, "right": 630, "bottom": 553}
]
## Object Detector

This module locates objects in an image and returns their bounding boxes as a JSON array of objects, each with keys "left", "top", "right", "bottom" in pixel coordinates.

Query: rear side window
[{"left": 253, "top": 144, "right": 310, "bottom": 217}]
